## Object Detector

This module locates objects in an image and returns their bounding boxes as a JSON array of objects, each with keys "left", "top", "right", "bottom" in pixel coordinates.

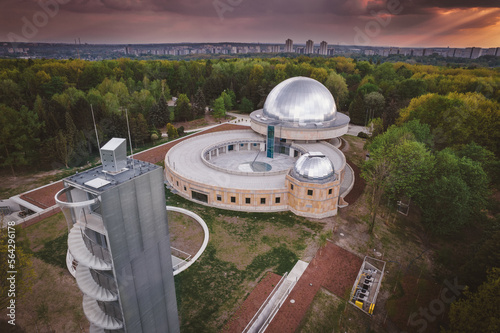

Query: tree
[
  {"left": 324, "top": 71, "right": 348, "bottom": 110},
  {"left": 213, "top": 96, "right": 226, "bottom": 120},
  {"left": 130, "top": 113, "right": 149, "bottom": 146},
  {"left": 174, "top": 93, "right": 191, "bottom": 122},
  {"left": 443, "top": 268, "right": 500, "bottom": 333},
  {"left": 418, "top": 150, "right": 489, "bottom": 235},
  {"left": 166, "top": 123, "right": 178, "bottom": 139},
  {"left": 238, "top": 97, "right": 254, "bottom": 113},
  {"left": 0, "top": 104, "right": 42, "bottom": 176},
  {"left": 191, "top": 87, "right": 206, "bottom": 119},
  {"left": 221, "top": 91, "right": 233, "bottom": 111},
  {"left": 362, "top": 156, "right": 392, "bottom": 233},
  {"left": 149, "top": 94, "right": 169, "bottom": 129},
  {"left": 364, "top": 92, "right": 385, "bottom": 124}
]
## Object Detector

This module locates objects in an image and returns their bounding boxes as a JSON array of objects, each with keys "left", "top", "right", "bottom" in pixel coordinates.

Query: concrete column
[
  {"left": 289, "top": 148, "right": 294, "bottom": 157},
  {"left": 248, "top": 143, "right": 251, "bottom": 150},
  {"left": 216, "top": 148, "right": 219, "bottom": 156}
]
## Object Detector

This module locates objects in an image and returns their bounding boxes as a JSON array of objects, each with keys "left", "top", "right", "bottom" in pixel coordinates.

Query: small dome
[
  {"left": 293, "top": 152, "right": 335, "bottom": 181},
  {"left": 263, "top": 77, "right": 337, "bottom": 123}
]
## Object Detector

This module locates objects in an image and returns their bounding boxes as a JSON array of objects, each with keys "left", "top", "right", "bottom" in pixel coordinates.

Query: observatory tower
[{"left": 56, "top": 138, "right": 179, "bottom": 333}]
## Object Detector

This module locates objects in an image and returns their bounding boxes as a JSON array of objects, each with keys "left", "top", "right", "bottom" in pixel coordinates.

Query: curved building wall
[
  {"left": 285, "top": 173, "right": 340, "bottom": 219},
  {"left": 250, "top": 115, "right": 349, "bottom": 141},
  {"left": 164, "top": 128, "right": 349, "bottom": 218},
  {"left": 166, "top": 167, "right": 289, "bottom": 212}
]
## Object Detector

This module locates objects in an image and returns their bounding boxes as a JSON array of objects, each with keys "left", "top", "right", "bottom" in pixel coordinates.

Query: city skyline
[{"left": 0, "top": 0, "right": 499, "bottom": 48}]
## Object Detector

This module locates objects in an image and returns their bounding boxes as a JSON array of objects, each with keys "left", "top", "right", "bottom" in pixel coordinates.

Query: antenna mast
[
  {"left": 90, "top": 104, "right": 102, "bottom": 163},
  {"left": 124, "top": 108, "right": 136, "bottom": 174}
]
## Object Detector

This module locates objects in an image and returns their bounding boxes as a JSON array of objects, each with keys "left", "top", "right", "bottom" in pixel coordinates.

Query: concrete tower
[
  {"left": 319, "top": 41, "right": 328, "bottom": 55},
  {"left": 305, "top": 40, "right": 314, "bottom": 54},
  {"left": 56, "top": 138, "right": 179, "bottom": 333},
  {"left": 285, "top": 38, "right": 293, "bottom": 52}
]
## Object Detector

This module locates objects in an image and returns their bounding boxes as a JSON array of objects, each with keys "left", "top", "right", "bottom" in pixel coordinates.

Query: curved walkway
[{"left": 167, "top": 206, "right": 209, "bottom": 276}]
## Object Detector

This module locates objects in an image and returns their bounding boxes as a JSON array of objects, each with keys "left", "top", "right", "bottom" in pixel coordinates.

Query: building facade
[
  {"left": 56, "top": 138, "right": 180, "bottom": 333},
  {"left": 319, "top": 41, "right": 328, "bottom": 55},
  {"left": 305, "top": 40, "right": 314, "bottom": 54},
  {"left": 165, "top": 77, "right": 353, "bottom": 218}
]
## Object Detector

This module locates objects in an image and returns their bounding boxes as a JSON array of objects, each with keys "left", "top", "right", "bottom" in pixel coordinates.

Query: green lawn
[{"left": 167, "top": 188, "right": 324, "bottom": 332}]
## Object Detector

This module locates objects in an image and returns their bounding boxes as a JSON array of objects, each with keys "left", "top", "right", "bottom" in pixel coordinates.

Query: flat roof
[
  {"left": 165, "top": 129, "right": 346, "bottom": 190},
  {"left": 65, "top": 158, "right": 159, "bottom": 193}
]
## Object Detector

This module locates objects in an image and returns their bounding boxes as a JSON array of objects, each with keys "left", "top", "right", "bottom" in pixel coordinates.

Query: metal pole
[{"left": 90, "top": 104, "right": 102, "bottom": 163}]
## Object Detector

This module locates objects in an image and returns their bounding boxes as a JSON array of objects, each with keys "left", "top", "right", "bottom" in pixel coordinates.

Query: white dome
[
  {"left": 293, "top": 152, "right": 335, "bottom": 181},
  {"left": 263, "top": 77, "right": 337, "bottom": 123}
]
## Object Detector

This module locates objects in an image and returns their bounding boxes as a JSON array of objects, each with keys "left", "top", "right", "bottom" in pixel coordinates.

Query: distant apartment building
[
  {"left": 319, "top": 41, "right": 328, "bottom": 55},
  {"left": 470, "top": 47, "right": 483, "bottom": 59},
  {"left": 485, "top": 47, "right": 500, "bottom": 56},
  {"left": 305, "top": 40, "right": 314, "bottom": 54},
  {"left": 295, "top": 47, "right": 305, "bottom": 54},
  {"left": 285, "top": 39, "right": 293, "bottom": 53}
]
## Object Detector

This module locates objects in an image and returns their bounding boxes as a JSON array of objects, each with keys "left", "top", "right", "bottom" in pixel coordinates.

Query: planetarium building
[{"left": 165, "top": 77, "right": 353, "bottom": 218}]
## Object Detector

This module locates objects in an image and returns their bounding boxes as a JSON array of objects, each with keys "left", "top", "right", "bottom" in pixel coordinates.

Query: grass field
[{"left": 167, "top": 188, "right": 325, "bottom": 332}]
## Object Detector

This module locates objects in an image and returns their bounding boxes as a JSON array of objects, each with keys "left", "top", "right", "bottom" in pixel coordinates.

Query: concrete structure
[
  {"left": 56, "top": 138, "right": 180, "bottom": 333},
  {"left": 305, "top": 40, "right": 314, "bottom": 54},
  {"left": 319, "top": 41, "right": 328, "bottom": 55},
  {"left": 285, "top": 39, "right": 293, "bottom": 53},
  {"left": 165, "top": 77, "right": 352, "bottom": 218}
]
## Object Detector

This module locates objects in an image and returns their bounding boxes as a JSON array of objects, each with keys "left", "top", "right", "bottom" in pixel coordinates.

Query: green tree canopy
[{"left": 443, "top": 268, "right": 500, "bottom": 333}]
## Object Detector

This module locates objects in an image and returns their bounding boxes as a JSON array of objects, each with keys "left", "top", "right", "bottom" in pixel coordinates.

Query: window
[
  {"left": 176, "top": 181, "right": 179, "bottom": 186},
  {"left": 231, "top": 196, "right": 236, "bottom": 203},
  {"left": 328, "top": 189, "right": 332, "bottom": 195},
  {"left": 253, "top": 143, "right": 257, "bottom": 146},
  {"left": 245, "top": 198, "right": 251, "bottom": 204},
  {"left": 307, "top": 189, "right": 313, "bottom": 196},
  {"left": 291, "top": 184, "right": 294, "bottom": 190},
  {"left": 184, "top": 186, "right": 187, "bottom": 191},
  {"left": 191, "top": 191, "right": 208, "bottom": 203},
  {"left": 275, "top": 197, "right": 281, "bottom": 204},
  {"left": 240, "top": 143, "right": 245, "bottom": 147},
  {"left": 260, "top": 198, "right": 266, "bottom": 204},
  {"left": 217, "top": 195, "right": 222, "bottom": 201},
  {"left": 228, "top": 145, "right": 234, "bottom": 151}
]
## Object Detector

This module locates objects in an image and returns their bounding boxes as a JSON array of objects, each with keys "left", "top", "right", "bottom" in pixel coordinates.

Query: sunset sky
[{"left": 1, "top": 0, "right": 499, "bottom": 48}]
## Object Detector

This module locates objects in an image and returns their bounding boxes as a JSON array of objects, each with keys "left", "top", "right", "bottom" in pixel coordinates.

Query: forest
[{"left": 0, "top": 56, "right": 498, "bottom": 174}]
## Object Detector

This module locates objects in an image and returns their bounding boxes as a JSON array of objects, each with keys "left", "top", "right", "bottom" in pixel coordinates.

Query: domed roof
[
  {"left": 293, "top": 152, "right": 335, "bottom": 181},
  {"left": 263, "top": 77, "right": 337, "bottom": 123}
]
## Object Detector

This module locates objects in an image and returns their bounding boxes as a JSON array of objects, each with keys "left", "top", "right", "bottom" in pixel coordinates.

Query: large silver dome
[
  {"left": 263, "top": 77, "right": 337, "bottom": 123},
  {"left": 293, "top": 152, "right": 335, "bottom": 181}
]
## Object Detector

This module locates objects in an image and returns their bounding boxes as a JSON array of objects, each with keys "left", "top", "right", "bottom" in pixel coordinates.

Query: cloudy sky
[{"left": 1, "top": 0, "right": 499, "bottom": 48}]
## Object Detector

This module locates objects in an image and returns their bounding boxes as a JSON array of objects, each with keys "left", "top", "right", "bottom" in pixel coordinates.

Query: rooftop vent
[{"left": 101, "top": 138, "right": 127, "bottom": 173}]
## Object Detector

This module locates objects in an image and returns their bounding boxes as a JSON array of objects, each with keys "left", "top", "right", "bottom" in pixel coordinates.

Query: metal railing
[
  {"left": 81, "top": 228, "right": 112, "bottom": 264},
  {"left": 90, "top": 269, "right": 118, "bottom": 295},
  {"left": 242, "top": 273, "right": 289, "bottom": 333}
]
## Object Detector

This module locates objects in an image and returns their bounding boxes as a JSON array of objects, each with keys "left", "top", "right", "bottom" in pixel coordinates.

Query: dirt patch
[
  {"left": 19, "top": 182, "right": 64, "bottom": 210},
  {"left": 343, "top": 160, "right": 366, "bottom": 205},
  {"left": 222, "top": 272, "right": 282, "bottom": 333},
  {"left": 265, "top": 242, "right": 363, "bottom": 333},
  {"left": 170, "top": 112, "right": 234, "bottom": 131},
  {"left": 168, "top": 211, "right": 204, "bottom": 256},
  {"left": 0, "top": 258, "right": 89, "bottom": 333}
]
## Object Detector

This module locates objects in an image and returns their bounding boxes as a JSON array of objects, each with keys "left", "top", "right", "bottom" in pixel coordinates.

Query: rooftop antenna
[
  {"left": 90, "top": 104, "right": 102, "bottom": 163},
  {"left": 124, "top": 108, "right": 136, "bottom": 175}
]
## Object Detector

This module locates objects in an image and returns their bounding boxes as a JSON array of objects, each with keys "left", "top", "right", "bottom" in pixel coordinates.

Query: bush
[{"left": 357, "top": 131, "right": 369, "bottom": 139}]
